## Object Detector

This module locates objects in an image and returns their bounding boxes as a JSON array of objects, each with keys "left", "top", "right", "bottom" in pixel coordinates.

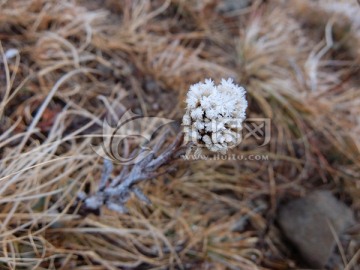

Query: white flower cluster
[{"left": 182, "top": 78, "right": 248, "bottom": 154}]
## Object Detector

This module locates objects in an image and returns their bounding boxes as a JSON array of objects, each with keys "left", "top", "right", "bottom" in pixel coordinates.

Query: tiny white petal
[
  {"left": 182, "top": 114, "right": 191, "bottom": 125},
  {"left": 190, "top": 107, "right": 204, "bottom": 120}
]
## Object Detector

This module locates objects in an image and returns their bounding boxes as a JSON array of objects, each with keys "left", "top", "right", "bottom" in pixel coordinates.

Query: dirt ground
[{"left": 0, "top": 0, "right": 359, "bottom": 269}]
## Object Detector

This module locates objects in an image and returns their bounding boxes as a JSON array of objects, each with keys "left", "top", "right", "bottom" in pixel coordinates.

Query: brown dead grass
[{"left": 0, "top": 0, "right": 359, "bottom": 269}]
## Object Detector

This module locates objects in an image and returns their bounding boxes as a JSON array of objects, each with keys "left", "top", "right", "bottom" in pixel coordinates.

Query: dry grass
[{"left": 0, "top": 0, "right": 359, "bottom": 269}]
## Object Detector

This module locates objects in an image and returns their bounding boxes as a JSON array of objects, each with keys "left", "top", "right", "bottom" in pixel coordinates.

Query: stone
[
  {"left": 277, "top": 191, "right": 355, "bottom": 268},
  {"left": 216, "top": 0, "right": 252, "bottom": 14}
]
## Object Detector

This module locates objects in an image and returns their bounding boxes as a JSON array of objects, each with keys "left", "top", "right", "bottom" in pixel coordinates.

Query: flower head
[{"left": 182, "top": 78, "right": 248, "bottom": 154}]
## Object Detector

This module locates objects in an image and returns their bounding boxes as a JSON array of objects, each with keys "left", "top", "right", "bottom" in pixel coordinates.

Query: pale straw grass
[{"left": 0, "top": 0, "right": 359, "bottom": 269}]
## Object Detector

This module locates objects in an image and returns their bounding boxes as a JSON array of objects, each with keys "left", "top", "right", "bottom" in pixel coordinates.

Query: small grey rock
[
  {"left": 277, "top": 191, "right": 355, "bottom": 269},
  {"left": 216, "top": 0, "right": 251, "bottom": 13}
]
